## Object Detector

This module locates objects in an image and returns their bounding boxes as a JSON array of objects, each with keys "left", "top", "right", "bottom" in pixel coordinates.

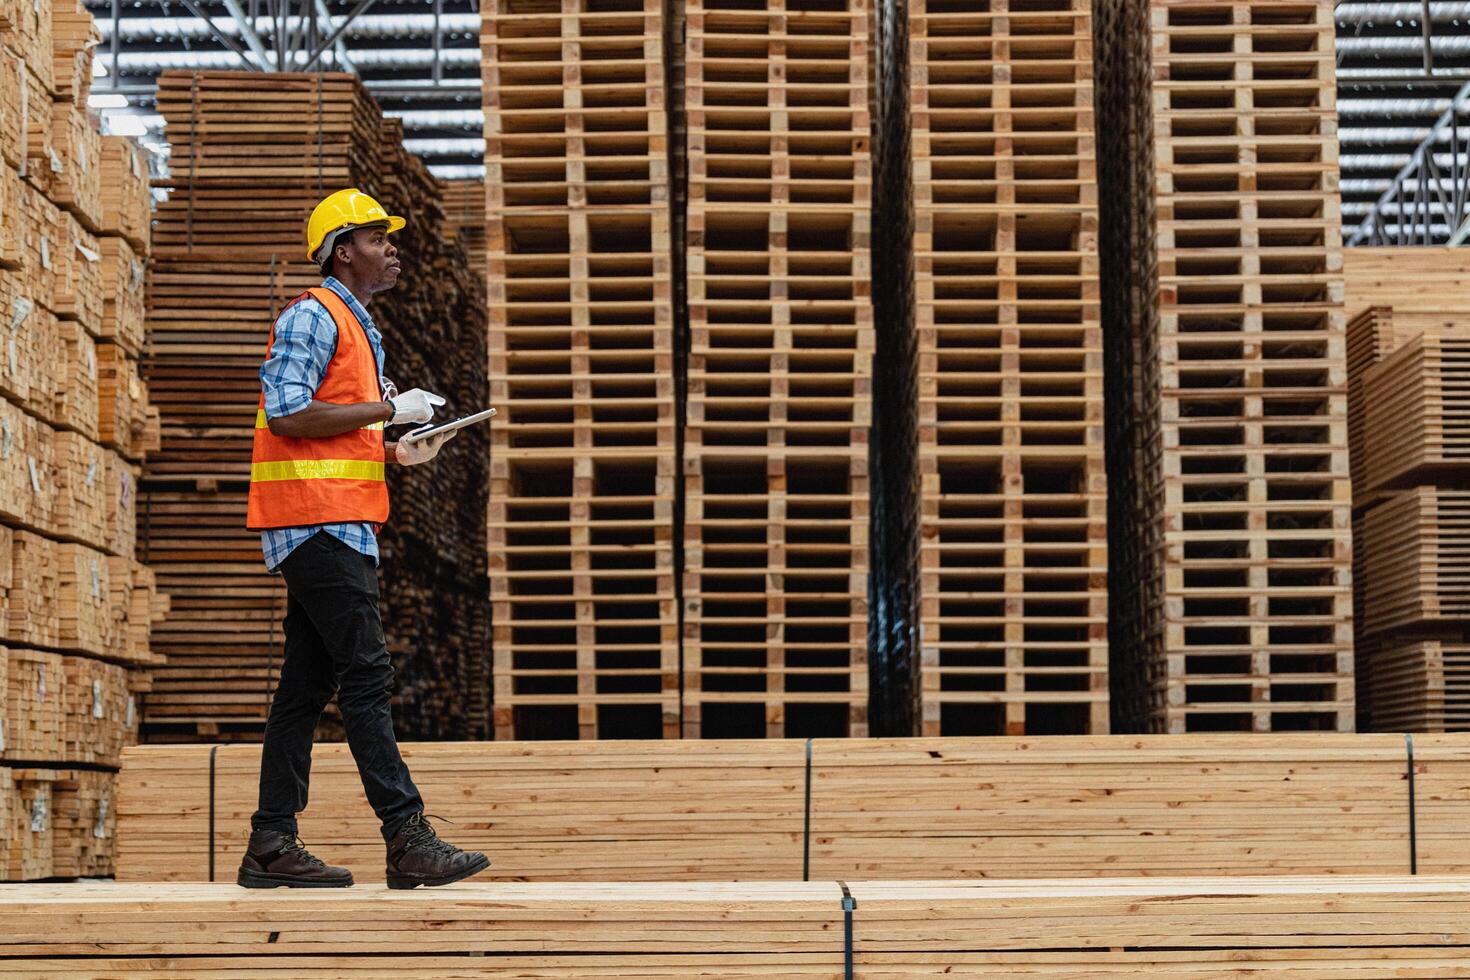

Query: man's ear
[{"left": 334, "top": 239, "right": 352, "bottom": 268}]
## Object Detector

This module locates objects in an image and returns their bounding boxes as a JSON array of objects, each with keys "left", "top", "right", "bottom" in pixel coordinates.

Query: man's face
[{"left": 336, "top": 225, "right": 401, "bottom": 293}]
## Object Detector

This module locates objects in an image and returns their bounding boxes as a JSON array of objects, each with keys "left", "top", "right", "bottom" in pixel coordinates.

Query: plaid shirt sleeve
[{"left": 259, "top": 300, "right": 337, "bottom": 420}]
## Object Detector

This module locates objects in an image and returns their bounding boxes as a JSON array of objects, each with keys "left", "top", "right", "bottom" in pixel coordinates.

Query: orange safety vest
[{"left": 245, "top": 287, "right": 390, "bottom": 531}]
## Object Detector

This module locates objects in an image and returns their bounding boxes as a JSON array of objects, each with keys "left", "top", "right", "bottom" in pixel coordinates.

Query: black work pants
[{"left": 252, "top": 532, "right": 423, "bottom": 842}]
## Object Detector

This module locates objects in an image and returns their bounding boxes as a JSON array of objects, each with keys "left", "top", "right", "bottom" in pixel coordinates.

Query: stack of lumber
[
  {"left": 13, "top": 877, "right": 1470, "bottom": 976},
  {"left": 141, "top": 71, "right": 488, "bottom": 743},
  {"left": 117, "top": 733, "right": 1429, "bottom": 883},
  {"left": 1096, "top": 0, "right": 1353, "bottom": 733},
  {"left": 0, "top": 0, "right": 164, "bottom": 881},
  {"left": 907, "top": 0, "right": 1106, "bottom": 737},
  {"left": 1345, "top": 248, "right": 1470, "bottom": 732},
  {"left": 440, "top": 177, "right": 486, "bottom": 274},
  {"left": 680, "top": 0, "right": 873, "bottom": 739},
  {"left": 480, "top": 0, "right": 679, "bottom": 739}
]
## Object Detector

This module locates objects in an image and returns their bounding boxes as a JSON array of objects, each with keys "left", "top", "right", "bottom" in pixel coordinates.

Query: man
[{"left": 239, "top": 188, "right": 489, "bottom": 889}]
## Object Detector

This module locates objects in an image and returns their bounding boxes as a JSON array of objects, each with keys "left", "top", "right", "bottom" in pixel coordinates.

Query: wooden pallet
[
  {"left": 481, "top": 0, "right": 679, "bottom": 738},
  {"left": 908, "top": 0, "right": 1106, "bottom": 737},
  {"left": 116, "top": 733, "right": 1437, "bottom": 883},
  {"left": 1098, "top": 0, "right": 1353, "bottom": 733},
  {"left": 681, "top": 0, "right": 874, "bottom": 739}
]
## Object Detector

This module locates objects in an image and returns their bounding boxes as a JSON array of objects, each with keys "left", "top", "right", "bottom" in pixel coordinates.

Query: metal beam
[
  {"left": 174, "top": 0, "right": 262, "bottom": 71},
  {"left": 300, "top": 0, "right": 382, "bottom": 71},
  {"left": 1349, "top": 78, "right": 1470, "bottom": 244},
  {"left": 218, "top": 0, "right": 274, "bottom": 68},
  {"left": 1421, "top": 0, "right": 1435, "bottom": 75},
  {"left": 312, "top": 0, "right": 353, "bottom": 71}
]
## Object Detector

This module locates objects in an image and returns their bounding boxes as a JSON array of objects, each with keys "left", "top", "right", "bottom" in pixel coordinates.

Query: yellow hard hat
[{"left": 306, "top": 188, "right": 406, "bottom": 262}]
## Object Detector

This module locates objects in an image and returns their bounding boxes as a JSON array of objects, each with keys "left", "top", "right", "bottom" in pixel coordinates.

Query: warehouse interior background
[{"left": 7, "top": 0, "right": 1470, "bottom": 884}]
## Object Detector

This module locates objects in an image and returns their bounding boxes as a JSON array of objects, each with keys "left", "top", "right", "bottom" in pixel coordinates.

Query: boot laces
[
  {"left": 405, "top": 813, "right": 460, "bottom": 856},
  {"left": 282, "top": 834, "right": 326, "bottom": 868}
]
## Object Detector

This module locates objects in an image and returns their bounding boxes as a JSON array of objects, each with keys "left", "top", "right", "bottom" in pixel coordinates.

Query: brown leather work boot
[
  {"left": 237, "top": 829, "right": 354, "bottom": 888},
  {"left": 384, "top": 813, "right": 490, "bottom": 889}
]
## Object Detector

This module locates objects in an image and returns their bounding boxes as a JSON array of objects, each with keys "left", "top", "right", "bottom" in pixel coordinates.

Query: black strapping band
[
  {"left": 802, "top": 737, "right": 814, "bottom": 881},
  {"left": 838, "top": 879, "right": 856, "bottom": 980},
  {"left": 1406, "top": 732, "right": 1418, "bottom": 875},
  {"left": 208, "top": 745, "right": 219, "bottom": 882}
]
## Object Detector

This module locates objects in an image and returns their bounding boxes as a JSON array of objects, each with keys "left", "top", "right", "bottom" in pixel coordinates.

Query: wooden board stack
[
  {"left": 13, "top": 877, "right": 1470, "bottom": 977},
  {"left": 480, "top": 0, "right": 680, "bottom": 739},
  {"left": 440, "top": 178, "right": 486, "bottom": 274},
  {"left": 1346, "top": 248, "right": 1470, "bottom": 732},
  {"left": 680, "top": 0, "right": 873, "bottom": 739},
  {"left": 907, "top": 0, "right": 1106, "bottom": 737},
  {"left": 1097, "top": 0, "right": 1353, "bottom": 733},
  {"left": 140, "top": 71, "right": 488, "bottom": 743},
  {"left": 0, "top": 0, "right": 165, "bottom": 881},
  {"left": 117, "top": 732, "right": 1437, "bottom": 883}
]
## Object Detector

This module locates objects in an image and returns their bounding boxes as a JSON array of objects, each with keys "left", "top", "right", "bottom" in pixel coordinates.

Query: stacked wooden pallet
[
  {"left": 680, "top": 0, "right": 873, "bottom": 739},
  {"left": 16, "top": 877, "right": 1470, "bottom": 977},
  {"left": 1346, "top": 248, "right": 1470, "bottom": 732},
  {"left": 480, "top": 0, "right": 679, "bottom": 739},
  {"left": 1097, "top": 0, "right": 1353, "bottom": 733},
  {"left": 0, "top": 0, "right": 164, "bottom": 881},
  {"left": 141, "top": 71, "right": 488, "bottom": 743},
  {"left": 117, "top": 733, "right": 1434, "bottom": 882},
  {"left": 907, "top": 0, "right": 1106, "bottom": 737}
]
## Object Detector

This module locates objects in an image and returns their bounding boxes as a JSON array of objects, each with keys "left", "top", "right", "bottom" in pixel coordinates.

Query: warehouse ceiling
[
  {"left": 85, "top": 0, "right": 486, "bottom": 178},
  {"left": 84, "top": 0, "right": 1470, "bottom": 242}
]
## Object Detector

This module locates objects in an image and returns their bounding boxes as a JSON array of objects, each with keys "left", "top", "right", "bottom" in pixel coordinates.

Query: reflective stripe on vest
[
  {"left": 245, "top": 286, "right": 390, "bottom": 531},
  {"left": 250, "top": 459, "right": 386, "bottom": 483}
]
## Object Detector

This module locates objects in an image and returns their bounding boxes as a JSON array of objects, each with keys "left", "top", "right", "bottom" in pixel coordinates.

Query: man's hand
[
  {"left": 394, "top": 428, "right": 457, "bottom": 465},
  {"left": 388, "top": 388, "right": 446, "bottom": 425}
]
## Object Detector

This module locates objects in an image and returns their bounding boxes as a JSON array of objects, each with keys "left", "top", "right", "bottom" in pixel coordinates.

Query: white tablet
[{"left": 400, "top": 408, "right": 497, "bottom": 444}]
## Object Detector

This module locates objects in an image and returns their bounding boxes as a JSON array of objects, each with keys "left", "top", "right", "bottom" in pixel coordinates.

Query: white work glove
[
  {"left": 387, "top": 388, "right": 445, "bottom": 425},
  {"left": 395, "top": 428, "right": 457, "bottom": 466}
]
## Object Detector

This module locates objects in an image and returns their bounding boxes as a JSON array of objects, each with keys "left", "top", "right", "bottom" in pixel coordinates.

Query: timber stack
[
  {"left": 441, "top": 177, "right": 487, "bottom": 274},
  {"left": 480, "top": 0, "right": 680, "bottom": 738},
  {"left": 0, "top": 0, "right": 166, "bottom": 880},
  {"left": 141, "top": 71, "right": 488, "bottom": 743},
  {"left": 1097, "top": 0, "right": 1354, "bottom": 733},
  {"left": 1345, "top": 248, "right": 1470, "bottom": 732}
]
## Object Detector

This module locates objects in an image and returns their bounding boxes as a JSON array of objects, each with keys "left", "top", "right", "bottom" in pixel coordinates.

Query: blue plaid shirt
[{"left": 258, "top": 277, "right": 387, "bottom": 572}]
